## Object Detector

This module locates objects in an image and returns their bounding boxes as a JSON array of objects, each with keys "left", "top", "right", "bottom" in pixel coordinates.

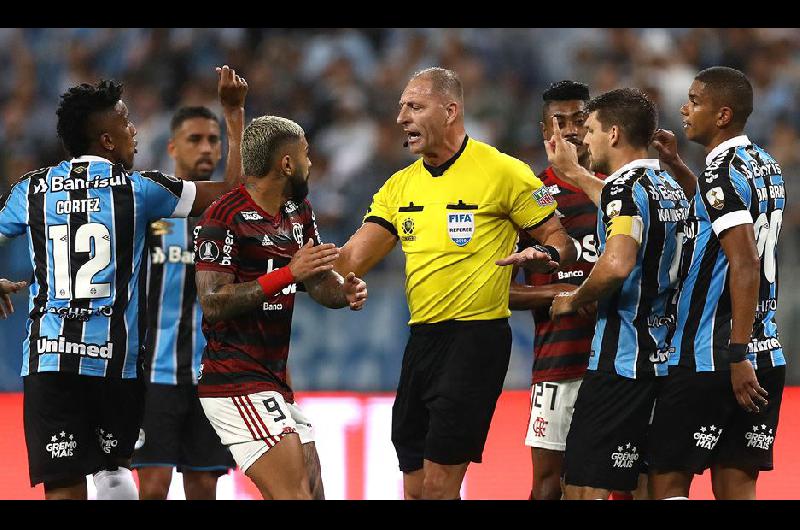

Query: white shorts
[
  {"left": 524, "top": 378, "right": 583, "bottom": 451},
  {"left": 200, "top": 391, "right": 314, "bottom": 473}
]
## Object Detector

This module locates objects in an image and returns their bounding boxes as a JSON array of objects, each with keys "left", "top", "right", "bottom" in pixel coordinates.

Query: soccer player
[
  {"left": 543, "top": 88, "right": 689, "bottom": 500},
  {"left": 510, "top": 80, "right": 605, "bottom": 501},
  {"left": 194, "top": 115, "right": 368, "bottom": 500},
  {"left": 0, "top": 65, "right": 247, "bottom": 500},
  {"left": 334, "top": 67, "right": 576, "bottom": 500},
  {"left": 0, "top": 278, "right": 27, "bottom": 319},
  {"left": 131, "top": 107, "right": 236, "bottom": 499},
  {"left": 646, "top": 67, "right": 786, "bottom": 500}
]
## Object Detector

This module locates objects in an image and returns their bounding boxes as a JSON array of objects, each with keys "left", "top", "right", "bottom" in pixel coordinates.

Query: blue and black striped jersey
[
  {"left": 671, "top": 136, "right": 786, "bottom": 371},
  {"left": 144, "top": 216, "right": 204, "bottom": 385},
  {"left": 0, "top": 155, "right": 196, "bottom": 379},
  {"left": 590, "top": 159, "right": 690, "bottom": 379}
]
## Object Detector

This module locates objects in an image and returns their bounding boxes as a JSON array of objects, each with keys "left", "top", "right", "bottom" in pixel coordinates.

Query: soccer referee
[{"left": 335, "top": 67, "right": 575, "bottom": 500}]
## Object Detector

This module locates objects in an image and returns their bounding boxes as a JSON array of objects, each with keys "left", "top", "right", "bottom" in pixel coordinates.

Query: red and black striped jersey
[
  {"left": 193, "top": 185, "right": 321, "bottom": 401},
  {"left": 520, "top": 167, "right": 605, "bottom": 384}
]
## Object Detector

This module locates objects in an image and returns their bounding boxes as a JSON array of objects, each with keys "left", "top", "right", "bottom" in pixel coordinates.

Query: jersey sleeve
[
  {"left": 138, "top": 171, "right": 197, "bottom": 220},
  {"left": 362, "top": 177, "right": 398, "bottom": 237},
  {"left": 194, "top": 216, "right": 239, "bottom": 275},
  {"left": 507, "top": 161, "right": 557, "bottom": 230},
  {"left": 0, "top": 177, "right": 30, "bottom": 241},
  {"left": 600, "top": 176, "right": 645, "bottom": 245},
  {"left": 699, "top": 154, "right": 752, "bottom": 236}
]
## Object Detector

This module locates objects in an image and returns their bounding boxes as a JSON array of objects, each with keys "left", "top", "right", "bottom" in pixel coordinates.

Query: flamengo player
[
  {"left": 193, "top": 116, "right": 367, "bottom": 500},
  {"left": 511, "top": 81, "right": 604, "bottom": 500}
]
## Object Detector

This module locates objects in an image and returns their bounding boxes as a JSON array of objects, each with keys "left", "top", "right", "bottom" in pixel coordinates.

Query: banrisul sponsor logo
[
  {"left": 46, "top": 431, "right": 77, "bottom": 459},
  {"left": 447, "top": 212, "right": 474, "bottom": 247},
  {"left": 36, "top": 337, "right": 113, "bottom": 359}
]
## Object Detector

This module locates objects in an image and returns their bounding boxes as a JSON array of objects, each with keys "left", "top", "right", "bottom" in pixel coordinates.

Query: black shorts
[
  {"left": 23, "top": 372, "right": 145, "bottom": 487},
  {"left": 391, "top": 319, "right": 512, "bottom": 472},
  {"left": 563, "top": 369, "right": 660, "bottom": 492},
  {"left": 132, "top": 382, "right": 235, "bottom": 474},
  {"left": 647, "top": 364, "right": 785, "bottom": 475}
]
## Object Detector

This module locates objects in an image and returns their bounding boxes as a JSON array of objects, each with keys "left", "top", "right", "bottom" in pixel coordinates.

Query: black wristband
[
  {"left": 531, "top": 244, "right": 560, "bottom": 264},
  {"left": 727, "top": 343, "right": 748, "bottom": 363}
]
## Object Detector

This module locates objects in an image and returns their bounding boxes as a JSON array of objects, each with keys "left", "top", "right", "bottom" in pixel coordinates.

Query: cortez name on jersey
[
  {"left": 193, "top": 185, "right": 321, "bottom": 402},
  {"left": 0, "top": 156, "right": 195, "bottom": 378}
]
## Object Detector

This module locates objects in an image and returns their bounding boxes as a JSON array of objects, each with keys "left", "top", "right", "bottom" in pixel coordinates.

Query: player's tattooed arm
[
  {"left": 651, "top": 129, "right": 698, "bottom": 198},
  {"left": 196, "top": 270, "right": 266, "bottom": 324},
  {"left": 304, "top": 270, "right": 368, "bottom": 311},
  {"left": 191, "top": 65, "right": 249, "bottom": 216}
]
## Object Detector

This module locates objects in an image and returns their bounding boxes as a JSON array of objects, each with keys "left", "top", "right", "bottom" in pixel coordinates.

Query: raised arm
[
  {"left": 651, "top": 129, "right": 698, "bottom": 198},
  {"left": 197, "top": 239, "right": 340, "bottom": 324},
  {"left": 545, "top": 116, "right": 604, "bottom": 206},
  {"left": 334, "top": 222, "right": 398, "bottom": 278},
  {"left": 191, "top": 65, "right": 248, "bottom": 216}
]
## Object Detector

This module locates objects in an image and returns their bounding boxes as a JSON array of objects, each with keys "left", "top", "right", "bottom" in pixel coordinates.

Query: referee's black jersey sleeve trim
[
  {"left": 522, "top": 211, "right": 556, "bottom": 231},
  {"left": 364, "top": 216, "right": 399, "bottom": 238}
]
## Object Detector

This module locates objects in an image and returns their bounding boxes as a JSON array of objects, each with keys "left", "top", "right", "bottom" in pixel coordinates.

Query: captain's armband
[{"left": 605, "top": 215, "right": 644, "bottom": 245}]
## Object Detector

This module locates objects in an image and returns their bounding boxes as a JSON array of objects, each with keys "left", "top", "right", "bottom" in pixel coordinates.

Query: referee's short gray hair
[
  {"left": 242, "top": 115, "right": 305, "bottom": 177},
  {"left": 410, "top": 67, "right": 463, "bottom": 104}
]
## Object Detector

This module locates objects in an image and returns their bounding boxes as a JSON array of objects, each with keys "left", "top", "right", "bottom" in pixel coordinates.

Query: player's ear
[
  {"left": 717, "top": 106, "right": 733, "bottom": 128},
  {"left": 167, "top": 138, "right": 176, "bottom": 158},
  {"left": 99, "top": 132, "right": 115, "bottom": 153},
  {"left": 280, "top": 153, "right": 293, "bottom": 176},
  {"left": 609, "top": 124, "right": 620, "bottom": 148}
]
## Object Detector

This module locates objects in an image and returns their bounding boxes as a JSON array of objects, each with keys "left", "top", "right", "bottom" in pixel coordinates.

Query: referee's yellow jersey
[{"left": 364, "top": 136, "right": 557, "bottom": 324}]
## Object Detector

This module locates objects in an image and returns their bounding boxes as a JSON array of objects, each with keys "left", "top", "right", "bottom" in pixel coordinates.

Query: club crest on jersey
[
  {"left": 292, "top": 223, "right": 304, "bottom": 245},
  {"left": 199, "top": 241, "right": 220, "bottom": 262},
  {"left": 532, "top": 186, "right": 555, "bottom": 207},
  {"left": 606, "top": 199, "right": 622, "bottom": 219},
  {"left": 706, "top": 187, "right": 725, "bottom": 210},
  {"left": 447, "top": 212, "right": 474, "bottom": 247},
  {"left": 401, "top": 217, "right": 416, "bottom": 242}
]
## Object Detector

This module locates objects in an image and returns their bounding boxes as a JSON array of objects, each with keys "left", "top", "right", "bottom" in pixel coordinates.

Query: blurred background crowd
[{"left": 1, "top": 28, "right": 799, "bottom": 391}]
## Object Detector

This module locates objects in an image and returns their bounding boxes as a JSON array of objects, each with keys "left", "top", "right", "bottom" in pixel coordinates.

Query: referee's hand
[
  {"left": 0, "top": 278, "right": 27, "bottom": 319},
  {"left": 496, "top": 246, "right": 558, "bottom": 273}
]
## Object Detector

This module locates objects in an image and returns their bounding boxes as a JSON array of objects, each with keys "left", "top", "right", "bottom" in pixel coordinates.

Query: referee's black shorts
[{"left": 391, "top": 318, "right": 512, "bottom": 473}]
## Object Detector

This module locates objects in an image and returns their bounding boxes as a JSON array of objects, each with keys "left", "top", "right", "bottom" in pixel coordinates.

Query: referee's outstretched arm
[{"left": 335, "top": 222, "right": 398, "bottom": 279}]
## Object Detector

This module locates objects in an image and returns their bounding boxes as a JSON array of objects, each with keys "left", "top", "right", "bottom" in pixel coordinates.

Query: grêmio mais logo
[
  {"left": 46, "top": 431, "right": 77, "bottom": 459},
  {"left": 36, "top": 337, "right": 113, "bottom": 359}
]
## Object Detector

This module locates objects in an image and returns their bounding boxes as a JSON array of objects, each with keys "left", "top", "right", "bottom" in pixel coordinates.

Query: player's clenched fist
[{"left": 288, "top": 239, "right": 340, "bottom": 281}]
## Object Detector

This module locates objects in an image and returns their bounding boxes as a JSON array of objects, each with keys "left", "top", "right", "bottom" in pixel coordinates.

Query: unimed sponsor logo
[{"left": 36, "top": 337, "right": 113, "bottom": 359}]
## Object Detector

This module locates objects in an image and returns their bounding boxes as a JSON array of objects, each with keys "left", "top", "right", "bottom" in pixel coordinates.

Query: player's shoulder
[
  {"left": 8, "top": 165, "right": 53, "bottom": 190},
  {"left": 203, "top": 186, "right": 248, "bottom": 223}
]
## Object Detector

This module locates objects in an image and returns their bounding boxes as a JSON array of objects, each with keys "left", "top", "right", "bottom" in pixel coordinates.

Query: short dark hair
[
  {"left": 586, "top": 88, "right": 657, "bottom": 149},
  {"left": 170, "top": 106, "right": 220, "bottom": 134},
  {"left": 411, "top": 67, "right": 463, "bottom": 104},
  {"left": 542, "top": 80, "right": 590, "bottom": 103},
  {"left": 56, "top": 80, "right": 123, "bottom": 157},
  {"left": 695, "top": 66, "right": 753, "bottom": 127},
  {"left": 242, "top": 116, "right": 305, "bottom": 177}
]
